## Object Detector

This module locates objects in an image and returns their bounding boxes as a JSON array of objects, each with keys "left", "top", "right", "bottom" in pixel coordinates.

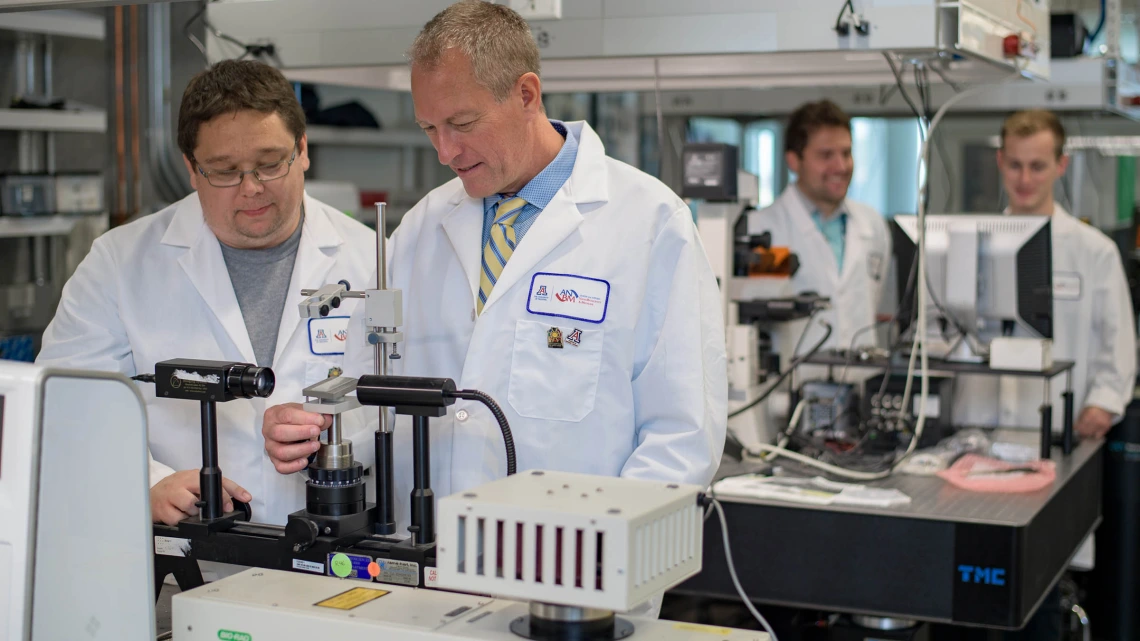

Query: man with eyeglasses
[{"left": 36, "top": 60, "right": 376, "bottom": 531}]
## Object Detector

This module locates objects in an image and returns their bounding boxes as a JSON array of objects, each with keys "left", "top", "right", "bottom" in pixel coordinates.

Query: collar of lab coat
[
  {"left": 444, "top": 121, "right": 610, "bottom": 207},
  {"left": 1002, "top": 202, "right": 1074, "bottom": 225},
  {"left": 441, "top": 121, "right": 610, "bottom": 313},
  {"left": 159, "top": 190, "right": 343, "bottom": 364},
  {"left": 777, "top": 184, "right": 870, "bottom": 281},
  {"left": 160, "top": 191, "right": 343, "bottom": 250}
]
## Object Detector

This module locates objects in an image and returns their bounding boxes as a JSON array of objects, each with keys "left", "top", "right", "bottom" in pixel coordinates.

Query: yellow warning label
[
  {"left": 672, "top": 622, "right": 735, "bottom": 635},
  {"left": 314, "top": 587, "right": 390, "bottom": 610}
]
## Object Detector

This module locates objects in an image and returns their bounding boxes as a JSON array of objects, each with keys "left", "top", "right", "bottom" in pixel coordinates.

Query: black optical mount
[{"left": 137, "top": 359, "right": 274, "bottom": 525}]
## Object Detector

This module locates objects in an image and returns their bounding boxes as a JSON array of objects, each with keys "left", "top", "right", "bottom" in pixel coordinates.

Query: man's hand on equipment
[
  {"left": 150, "top": 469, "right": 251, "bottom": 526},
  {"left": 263, "top": 402, "right": 331, "bottom": 474},
  {"left": 1076, "top": 406, "right": 1114, "bottom": 439}
]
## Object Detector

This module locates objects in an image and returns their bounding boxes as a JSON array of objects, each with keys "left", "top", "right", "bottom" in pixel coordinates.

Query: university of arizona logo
[
  {"left": 566, "top": 329, "right": 582, "bottom": 347},
  {"left": 535, "top": 285, "right": 550, "bottom": 301}
]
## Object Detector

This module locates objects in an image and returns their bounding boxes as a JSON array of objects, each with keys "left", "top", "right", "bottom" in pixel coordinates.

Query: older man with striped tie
[{"left": 262, "top": 0, "right": 727, "bottom": 546}]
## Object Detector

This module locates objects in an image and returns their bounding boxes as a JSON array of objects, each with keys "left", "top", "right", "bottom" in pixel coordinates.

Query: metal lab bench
[{"left": 675, "top": 431, "right": 1102, "bottom": 630}]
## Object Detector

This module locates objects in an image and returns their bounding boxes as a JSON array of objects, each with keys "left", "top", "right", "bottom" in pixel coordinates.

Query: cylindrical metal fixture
[
  {"left": 199, "top": 400, "right": 223, "bottom": 520},
  {"left": 305, "top": 463, "right": 366, "bottom": 518},
  {"left": 329, "top": 412, "right": 342, "bottom": 445},
  {"left": 512, "top": 602, "right": 630, "bottom": 641},
  {"left": 410, "top": 415, "right": 434, "bottom": 545},
  {"left": 529, "top": 603, "right": 614, "bottom": 623},
  {"left": 375, "top": 201, "right": 392, "bottom": 435},
  {"left": 356, "top": 375, "right": 457, "bottom": 409},
  {"left": 374, "top": 430, "right": 396, "bottom": 535}
]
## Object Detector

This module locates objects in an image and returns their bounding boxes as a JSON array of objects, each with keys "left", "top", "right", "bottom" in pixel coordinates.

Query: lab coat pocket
[
  {"left": 305, "top": 359, "right": 342, "bottom": 388},
  {"left": 508, "top": 319, "right": 604, "bottom": 422}
]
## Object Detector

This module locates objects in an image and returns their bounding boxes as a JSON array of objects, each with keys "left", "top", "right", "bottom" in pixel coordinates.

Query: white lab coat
[
  {"left": 36, "top": 192, "right": 377, "bottom": 525},
  {"left": 953, "top": 205, "right": 1137, "bottom": 430},
  {"left": 343, "top": 121, "right": 727, "bottom": 532},
  {"left": 747, "top": 186, "right": 892, "bottom": 352}
]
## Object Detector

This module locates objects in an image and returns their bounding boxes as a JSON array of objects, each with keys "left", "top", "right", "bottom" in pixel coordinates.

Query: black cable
[
  {"left": 182, "top": 1, "right": 210, "bottom": 62},
  {"left": 884, "top": 58, "right": 977, "bottom": 350},
  {"left": 728, "top": 320, "right": 833, "bottom": 420},
  {"left": 834, "top": 0, "right": 855, "bottom": 32},
  {"left": 184, "top": 0, "right": 278, "bottom": 64},
  {"left": 883, "top": 54, "right": 923, "bottom": 126},
  {"left": 448, "top": 389, "right": 517, "bottom": 476},
  {"left": 929, "top": 63, "right": 963, "bottom": 93},
  {"left": 131, "top": 374, "right": 156, "bottom": 383},
  {"left": 790, "top": 309, "right": 820, "bottom": 360},
  {"left": 885, "top": 56, "right": 977, "bottom": 347},
  {"left": 838, "top": 318, "right": 892, "bottom": 381},
  {"left": 915, "top": 63, "right": 956, "bottom": 213}
]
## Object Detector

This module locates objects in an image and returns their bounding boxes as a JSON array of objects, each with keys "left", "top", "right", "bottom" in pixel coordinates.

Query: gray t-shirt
[{"left": 219, "top": 216, "right": 304, "bottom": 367}]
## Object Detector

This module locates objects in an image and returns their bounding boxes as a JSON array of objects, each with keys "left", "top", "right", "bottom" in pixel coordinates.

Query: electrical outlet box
[{"left": 509, "top": 0, "right": 561, "bottom": 20}]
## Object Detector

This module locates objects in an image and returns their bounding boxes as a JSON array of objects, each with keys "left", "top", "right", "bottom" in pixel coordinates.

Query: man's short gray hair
[{"left": 407, "top": 0, "right": 541, "bottom": 102}]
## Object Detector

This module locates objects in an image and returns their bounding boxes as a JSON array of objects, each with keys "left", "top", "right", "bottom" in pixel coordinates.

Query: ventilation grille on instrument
[{"left": 436, "top": 470, "right": 704, "bottom": 612}]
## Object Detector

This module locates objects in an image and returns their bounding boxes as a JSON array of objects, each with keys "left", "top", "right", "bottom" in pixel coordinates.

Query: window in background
[
  {"left": 744, "top": 121, "right": 781, "bottom": 208},
  {"left": 687, "top": 117, "right": 742, "bottom": 147},
  {"left": 639, "top": 115, "right": 661, "bottom": 178},
  {"left": 594, "top": 92, "right": 641, "bottom": 167}
]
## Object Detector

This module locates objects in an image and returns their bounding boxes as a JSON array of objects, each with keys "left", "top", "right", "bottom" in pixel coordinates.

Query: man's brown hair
[
  {"left": 177, "top": 59, "right": 306, "bottom": 161},
  {"left": 784, "top": 100, "right": 851, "bottom": 156},
  {"left": 1001, "top": 110, "right": 1066, "bottom": 159}
]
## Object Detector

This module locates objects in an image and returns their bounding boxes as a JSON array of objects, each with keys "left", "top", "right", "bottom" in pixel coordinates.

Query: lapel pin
[
  {"left": 547, "top": 327, "right": 563, "bottom": 349},
  {"left": 566, "top": 329, "right": 582, "bottom": 347}
]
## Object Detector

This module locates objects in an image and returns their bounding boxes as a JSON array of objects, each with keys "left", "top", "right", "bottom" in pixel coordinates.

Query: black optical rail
[{"left": 152, "top": 520, "right": 437, "bottom": 595}]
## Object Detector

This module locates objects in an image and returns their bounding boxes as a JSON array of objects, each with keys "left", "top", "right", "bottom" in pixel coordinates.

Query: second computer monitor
[{"left": 892, "top": 214, "right": 1053, "bottom": 348}]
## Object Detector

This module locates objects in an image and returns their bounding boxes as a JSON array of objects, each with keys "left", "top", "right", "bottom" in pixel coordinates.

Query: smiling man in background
[{"left": 748, "top": 100, "right": 892, "bottom": 354}]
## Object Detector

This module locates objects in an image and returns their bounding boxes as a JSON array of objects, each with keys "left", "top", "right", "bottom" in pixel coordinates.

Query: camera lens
[{"left": 226, "top": 365, "right": 275, "bottom": 399}]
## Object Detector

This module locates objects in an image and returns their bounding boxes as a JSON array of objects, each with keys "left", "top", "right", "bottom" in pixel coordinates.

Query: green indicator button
[
  {"left": 331, "top": 553, "right": 353, "bottom": 578},
  {"left": 217, "top": 631, "right": 252, "bottom": 641}
]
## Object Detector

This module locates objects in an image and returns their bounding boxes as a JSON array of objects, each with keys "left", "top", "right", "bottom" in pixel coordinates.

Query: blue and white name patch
[
  {"left": 308, "top": 316, "right": 350, "bottom": 355},
  {"left": 527, "top": 272, "right": 610, "bottom": 324}
]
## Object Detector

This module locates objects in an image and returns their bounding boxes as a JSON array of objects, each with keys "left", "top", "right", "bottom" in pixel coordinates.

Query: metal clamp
[
  {"left": 299, "top": 281, "right": 364, "bottom": 319},
  {"left": 302, "top": 376, "right": 363, "bottom": 415}
]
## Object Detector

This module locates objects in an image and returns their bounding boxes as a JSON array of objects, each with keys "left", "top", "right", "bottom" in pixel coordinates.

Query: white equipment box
[
  {"left": 172, "top": 568, "right": 767, "bottom": 640},
  {"left": 0, "top": 362, "right": 153, "bottom": 641},
  {"left": 436, "top": 470, "right": 704, "bottom": 612}
]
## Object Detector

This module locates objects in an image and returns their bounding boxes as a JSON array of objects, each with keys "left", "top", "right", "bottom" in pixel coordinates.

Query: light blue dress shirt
[
  {"left": 481, "top": 120, "right": 578, "bottom": 248},
  {"left": 794, "top": 186, "right": 848, "bottom": 271}
]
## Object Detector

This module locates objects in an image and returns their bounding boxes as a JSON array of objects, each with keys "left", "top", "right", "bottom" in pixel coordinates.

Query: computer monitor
[
  {"left": 891, "top": 214, "right": 1053, "bottom": 353},
  {"left": 681, "top": 143, "right": 739, "bottom": 201}
]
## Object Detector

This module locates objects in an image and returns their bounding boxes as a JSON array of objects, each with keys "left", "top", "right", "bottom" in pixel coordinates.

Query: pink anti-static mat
[{"left": 936, "top": 454, "right": 1056, "bottom": 493}]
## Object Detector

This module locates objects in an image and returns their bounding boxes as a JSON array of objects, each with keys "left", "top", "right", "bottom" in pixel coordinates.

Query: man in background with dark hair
[
  {"left": 747, "top": 100, "right": 891, "bottom": 353},
  {"left": 36, "top": 59, "right": 377, "bottom": 529}
]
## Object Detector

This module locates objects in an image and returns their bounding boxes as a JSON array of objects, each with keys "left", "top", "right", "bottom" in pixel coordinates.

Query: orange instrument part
[{"left": 748, "top": 245, "right": 799, "bottom": 277}]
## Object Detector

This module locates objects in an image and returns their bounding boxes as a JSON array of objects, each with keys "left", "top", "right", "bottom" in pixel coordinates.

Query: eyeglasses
[{"left": 194, "top": 142, "right": 299, "bottom": 188}]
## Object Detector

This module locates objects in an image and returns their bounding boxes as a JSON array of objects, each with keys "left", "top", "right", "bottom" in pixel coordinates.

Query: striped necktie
[{"left": 477, "top": 196, "right": 527, "bottom": 315}]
